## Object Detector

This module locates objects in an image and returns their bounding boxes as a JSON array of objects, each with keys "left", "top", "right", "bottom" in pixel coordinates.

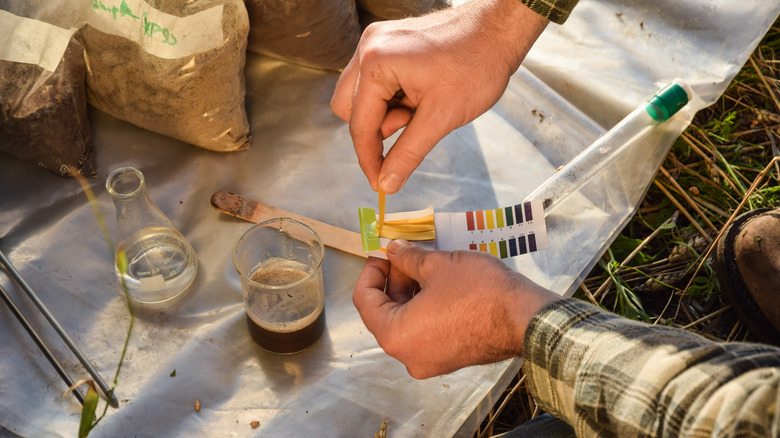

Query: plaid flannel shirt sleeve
[
  {"left": 518, "top": 0, "right": 579, "bottom": 24},
  {"left": 523, "top": 299, "right": 780, "bottom": 437}
]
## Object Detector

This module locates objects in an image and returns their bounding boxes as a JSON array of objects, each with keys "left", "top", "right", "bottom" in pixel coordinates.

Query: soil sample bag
[
  {"left": 0, "top": 10, "right": 96, "bottom": 177},
  {"left": 79, "top": 0, "right": 251, "bottom": 151},
  {"left": 245, "top": 0, "right": 361, "bottom": 71},
  {"left": 357, "top": 0, "right": 451, "bottom": 21}
]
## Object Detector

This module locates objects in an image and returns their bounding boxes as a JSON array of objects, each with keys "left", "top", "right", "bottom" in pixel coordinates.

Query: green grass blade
[{"left": 78, "top": 381, "right": 99, "bottom": 438}]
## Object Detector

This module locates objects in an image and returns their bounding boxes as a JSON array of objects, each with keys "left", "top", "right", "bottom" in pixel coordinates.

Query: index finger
[
  {"left": 349, "top": 69, "right": 403, "bottom": 190},
  {"left": 331, "top": 59, "right": 386, "bottom": 189}
]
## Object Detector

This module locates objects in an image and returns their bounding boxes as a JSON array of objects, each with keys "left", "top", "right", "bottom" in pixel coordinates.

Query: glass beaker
[
  {"left": 232, "top": 218, "right": 326, "bottom": 354},
  {"left": 106, "top": 167, "right": 198, "bottom": 304}
]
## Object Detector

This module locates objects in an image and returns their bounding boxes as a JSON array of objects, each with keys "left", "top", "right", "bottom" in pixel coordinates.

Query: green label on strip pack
[{"left": 358, "top": 207, "right": 381, "bottom": 253}]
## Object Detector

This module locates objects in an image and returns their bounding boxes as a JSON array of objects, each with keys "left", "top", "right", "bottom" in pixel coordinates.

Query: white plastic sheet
[{"left": 1, "top": 0, "right": 778, "bottom": 436}]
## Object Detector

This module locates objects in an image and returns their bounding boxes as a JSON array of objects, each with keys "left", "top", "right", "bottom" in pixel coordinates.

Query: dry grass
[{"left": 476, "top": 21, "right": 780, "bottom": 438}]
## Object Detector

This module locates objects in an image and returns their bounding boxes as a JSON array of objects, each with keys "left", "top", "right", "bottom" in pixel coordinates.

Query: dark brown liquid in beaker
[
  {"left": 246, "top": 310, "right": 325, "bottom": 354},
  {"left": 245, "top": 261, "right": 325, "bottom": 353}
]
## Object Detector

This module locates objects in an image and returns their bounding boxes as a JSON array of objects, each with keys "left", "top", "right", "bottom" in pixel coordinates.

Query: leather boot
[{"left": 715, "top": 208, "right": 780, "bottom": 346}]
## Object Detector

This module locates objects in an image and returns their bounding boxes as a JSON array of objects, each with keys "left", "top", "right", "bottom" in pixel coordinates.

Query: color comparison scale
[{"left": 433, "top": 199, "right": 547, "bottom": 257}]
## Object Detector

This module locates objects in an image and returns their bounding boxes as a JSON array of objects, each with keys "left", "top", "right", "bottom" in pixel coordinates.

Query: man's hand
[
  {"left": 331, "top": 0, "right": 548, "bottom": 194},
  {"left": 353, "top": 240, "right": 560, "bottom": 379}
]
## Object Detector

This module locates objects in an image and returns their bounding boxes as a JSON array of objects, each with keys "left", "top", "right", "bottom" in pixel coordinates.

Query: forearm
[
  {"left": 524, "top": 299, "right": 780, "bottom": 437},
  {"left": 457, "top": 0, "right": 550, "bottom": 75}
]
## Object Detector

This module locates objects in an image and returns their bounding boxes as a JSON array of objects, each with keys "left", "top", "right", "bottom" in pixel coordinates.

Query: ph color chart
[{"left": 433, "top": 199, "right": 548, "bottom": 257}]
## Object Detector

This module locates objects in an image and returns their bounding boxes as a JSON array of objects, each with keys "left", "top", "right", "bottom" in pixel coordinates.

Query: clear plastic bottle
[
  {"left": 525, "top": 79, "right": 692, "bottom": 215},
  {"left": 106, "top": 167, "right": 198, "bottom": 304}
]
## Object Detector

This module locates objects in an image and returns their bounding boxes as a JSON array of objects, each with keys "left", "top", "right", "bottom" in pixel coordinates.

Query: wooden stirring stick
[{"left": 210, "top": 190, "right": 367, "bottom": 258}]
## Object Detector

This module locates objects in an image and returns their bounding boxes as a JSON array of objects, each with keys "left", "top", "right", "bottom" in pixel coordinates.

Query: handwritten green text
[{"left": 92, "top": 0, "right": 177, "bottom": 46}]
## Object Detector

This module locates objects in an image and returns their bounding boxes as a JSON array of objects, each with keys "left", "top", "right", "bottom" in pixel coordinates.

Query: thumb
[{"left": 385, "top": 239, "right": 431, "bottom": 283}]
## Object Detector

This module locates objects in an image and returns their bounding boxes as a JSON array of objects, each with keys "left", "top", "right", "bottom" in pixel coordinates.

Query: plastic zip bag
[
  {"left": 357, "top": 0, "right": 451, "bottom": 21},
  {"left": 0, "top": 9, "right": 96, "bottom": 177},
  {"left": 245, "top": 0, "right": 361, "bottom": 71},
  {"left": 78, "top": 0, "right": 252, "bottom": 152}
]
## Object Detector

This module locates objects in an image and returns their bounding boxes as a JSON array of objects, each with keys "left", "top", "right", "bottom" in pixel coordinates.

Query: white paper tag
[
  {"left": 0, "top": 10, "right": 77, "bottom": 72},
  {"left": 85, "top": 0, "right": 224, "bottom": 59},
  {"left": 140, "top": 274, "right": 167, "bottom": 291}
]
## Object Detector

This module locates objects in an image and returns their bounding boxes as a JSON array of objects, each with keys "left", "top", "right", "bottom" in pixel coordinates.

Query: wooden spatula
[{"left": 210, "top": 190, "right": 367, "bottom": 258}]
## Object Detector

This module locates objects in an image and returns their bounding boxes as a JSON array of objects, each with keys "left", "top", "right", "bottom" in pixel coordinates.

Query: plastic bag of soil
[
  {"left": 245, "top": 0, "right": 361, "bottom": 72},
  {"left": 357, "top": 0, "right": 451, "bottom": 21},
  {"left": 79, "top": 0, "right": 252, "bottom": 152},
  {"left": 0, "top": 9, "right": 96, "bottom": 177}
]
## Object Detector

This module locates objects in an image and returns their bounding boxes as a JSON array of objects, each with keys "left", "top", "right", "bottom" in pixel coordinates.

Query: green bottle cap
[{"left": 645, "top": 81, "right": 690, "bottom": 122}]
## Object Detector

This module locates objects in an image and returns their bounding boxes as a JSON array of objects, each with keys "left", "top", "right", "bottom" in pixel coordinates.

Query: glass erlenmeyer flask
[{"left": 106, "top": 167, "right": 198, "bottom": 304}]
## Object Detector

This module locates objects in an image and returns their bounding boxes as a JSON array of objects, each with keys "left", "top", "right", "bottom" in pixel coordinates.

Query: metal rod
[
  {"left": 0, "top": 283, "right": 85, "bottom": 405},
  {"left": 0, "top": 250, "right": 119, "bottom": 408}
]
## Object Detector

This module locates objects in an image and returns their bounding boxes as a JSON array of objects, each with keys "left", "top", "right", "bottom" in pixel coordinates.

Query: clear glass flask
[{"left": 106, "top": 167, "right": 198, "bottom": 304}]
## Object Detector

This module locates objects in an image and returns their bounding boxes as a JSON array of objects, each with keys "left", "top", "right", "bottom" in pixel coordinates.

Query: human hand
[
  {"left": 353, "top": 240, "right": 561, "bottom": 379},
  {"left": 331, "top": 0, "right": 548, "bottom": 194}
]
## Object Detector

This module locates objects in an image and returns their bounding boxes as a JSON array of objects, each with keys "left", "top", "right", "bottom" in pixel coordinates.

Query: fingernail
[
  {"left": 387, "top": 239, "right": 411, "bottom": 255},
  {"left": 379, "top": 173, "right": 405, "bottom": 194}
]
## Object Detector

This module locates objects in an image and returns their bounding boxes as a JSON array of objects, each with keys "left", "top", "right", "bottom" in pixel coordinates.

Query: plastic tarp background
[{"left": 1, "top": 0, "right": 778, "bottom": 436}]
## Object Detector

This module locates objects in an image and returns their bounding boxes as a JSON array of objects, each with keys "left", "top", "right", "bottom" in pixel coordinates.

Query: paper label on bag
[
  {"left": 86, "top": 0, "right": 224, "bottom": 59},
  {"left": 0, "top": 10, "right": 77, "bottom": 72}
]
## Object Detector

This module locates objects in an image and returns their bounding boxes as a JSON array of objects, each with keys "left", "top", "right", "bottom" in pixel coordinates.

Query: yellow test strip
[
  {"left": 376, "top": 192, "right": 436, "bottom": 241},
  {"left": 379, "top": 223, "right": 434, "bottom": 233},
  {"left": 377, "top": 229, "right": 436, "bottom": 240},
  {"left": 383, "top": 214, "right": 435, "bottom": 224},
  {"left": 378, "top": 189, "right": 385, "bottom": 235}
]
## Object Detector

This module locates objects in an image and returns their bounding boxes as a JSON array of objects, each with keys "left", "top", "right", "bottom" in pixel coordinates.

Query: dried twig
[
  {"left": 681, "top": 305, "right": 733, "bottom": 330},
  {"left": 681, "top": 132, "right": 743, "bottom": 195},
  {"left": 660, "top": 167, "right": 718, "bottom": 234},
  {"left": 751, "top": 55, "right": 780, "bottom": 112},
  {"left": 478, "top": 375, "right": 527, "bottom": 438},
  {"left": 670, "top": 157, "right": 780, "bottom": 321},
  {"left": 653, "top": 181, "right": 710, "bottom": 240},
  {"left": 593, "top": 212, "right": 680, "bottom": 302}
]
